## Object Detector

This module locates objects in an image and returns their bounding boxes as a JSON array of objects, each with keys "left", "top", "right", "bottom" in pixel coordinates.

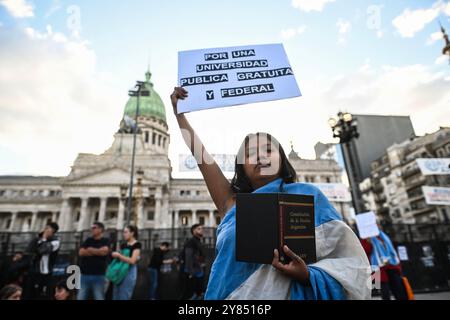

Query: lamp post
[
  {"left": 439, "top": 22, "right": 450, "bottom": 64},
  {"left": 126, "top": 81, "right": 150, "bottom": 227},
  {"left": 328, "top": 112, "right": 365, "bottom": 214}
]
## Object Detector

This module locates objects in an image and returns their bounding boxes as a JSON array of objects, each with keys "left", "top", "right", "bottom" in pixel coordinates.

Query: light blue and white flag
[{"left": 205, "top": 178, "right": 371, "bottom": 300}]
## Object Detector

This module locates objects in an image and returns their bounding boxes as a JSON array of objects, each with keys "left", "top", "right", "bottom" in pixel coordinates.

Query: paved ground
[{"left": 372, "top": 291, "right": 450, "bottom": 300}]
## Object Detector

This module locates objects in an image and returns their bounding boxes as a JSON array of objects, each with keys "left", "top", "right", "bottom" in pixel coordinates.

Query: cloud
[
  {"left": 280, "top": 25, "right": 307, "bottom": 40},
  {"left": 0, "top": 0, "right": 34, "bottom": 18},
  {"left": 435, "top": 55, "right": 448, "bottom": 65},
  {"left": 291, "top": 0, "right": 335, "bottom": 13},
  {"left": 337, "top": 19, "right": 351, "bottom": 45},
  {"left": 392, "top": 1, "right": 448, "bottom": 38},
  {"left": 0, "top": 26, "right": 123, "bottom": 175},
  {"left": 427, "top": 31, "right": 444, "bottom": 45},
  {"left": 315, "top": 63, "right": 450, "bottom": 136}
]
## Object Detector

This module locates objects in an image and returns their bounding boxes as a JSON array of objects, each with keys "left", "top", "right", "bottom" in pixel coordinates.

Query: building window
[
  {"left": 196, "top": 190, "right": 201, "bottom": 196},
  {"left": 76, "top": 211, "right": 81, "bottom": 222},
  {"left": 186, "top": 190, "right": 191, "bottom": 196},
  {"left": 215, "top": 216, "right": 221, "bottom": 226},
  {"left": 5, "top": 219, "right": 12, "bottom": 229},
  {"left": 181, "top": 216, "right": 188, "bottom": 226},
  {"left": 145, "top": 131, "right": 149, "bottom": 143},
  {"left": 199, "top": 216, "right": 205, "bottom": 225},
  {"left": 326, "top": 177, "right": 331, "bottom": 183},
  {"left": 95, "top": 211, "right": 99, "bottom": 221},
  {"left": 158, "top": 135, "right": 161, "bottom": 146},
  {"left": 163, "top": 138, "right": 166, "bottom": 148},
  {"left": 180, "top": 190, "right": 184, "bottom": 196},
  {"left": 147, "top": 211, "right": 154, "bottom": 221},
  {"left": 152, "top": 133, "right": 156, "bottom": 144}
]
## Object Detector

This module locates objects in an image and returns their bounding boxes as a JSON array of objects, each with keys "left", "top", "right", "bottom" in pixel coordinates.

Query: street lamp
[
  {"left": 125, "top": 81, "right": 150, "bottom": 227},
  {"left": 328, "top": 112, "right": 365, "bottom": 214},
  {"left": 439, "top": 22, "right": 450, "bottom": 64}
]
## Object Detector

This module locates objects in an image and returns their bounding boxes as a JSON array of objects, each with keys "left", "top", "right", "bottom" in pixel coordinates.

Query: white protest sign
[
  {"left": 179, "top": 154, "right": 235, "bottom": 172},
  {"left": 355, "top": 211, "right": 380, "bottom": 239},
  {"left": 416, "top": 158, "right": 450, "bottom": 175},
  {"left": 177, "top": 43, "right": 301, "bottom": 113},
  {"left": 397, "top": 246, "right": 409, "bottom": 261},
  {"left": 422, "top": 186, "right": 450, "bottom": 205}
]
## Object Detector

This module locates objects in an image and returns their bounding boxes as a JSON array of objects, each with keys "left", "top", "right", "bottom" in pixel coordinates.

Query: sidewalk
[{"left": 372, "top": 291, "right": 450, "bottom": 300}]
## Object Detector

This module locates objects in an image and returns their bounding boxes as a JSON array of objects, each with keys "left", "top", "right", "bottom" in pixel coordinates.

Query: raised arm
[{"left": 171, "top": 87, "right": 234, "bottom": 217}]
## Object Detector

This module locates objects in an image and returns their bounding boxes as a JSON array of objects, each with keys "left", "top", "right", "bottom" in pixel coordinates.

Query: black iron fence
[{"left": 1, "top": 224, "right": 449, "bottom": 299}]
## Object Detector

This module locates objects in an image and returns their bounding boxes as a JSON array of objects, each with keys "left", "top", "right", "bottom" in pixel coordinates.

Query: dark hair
[
  {"left": 55, "top": 280, "right": 74, "bottom": 300},
  {"left": 190, "top": 223, "right": 203, "bottom": 235},
  {"left": 0, "top": 284, "right": 21, "bottom": 300},
  {"left": 230, "top": 132, "right": 297, "bottom": 193},
  {"left": 125, "top": 225, "right": 139, "bottom": 240},
  {"left": 160, "top": 242, "right": 170, "bottom": 247},
  {"left": 55, "top": 280, "right": 69, "bottom": 291},
  {"left": 47, "top": 222, "right": 59, "bottom": 233},
  {"left": 93, "top": 221, "right": 105, "bottom": 231}
]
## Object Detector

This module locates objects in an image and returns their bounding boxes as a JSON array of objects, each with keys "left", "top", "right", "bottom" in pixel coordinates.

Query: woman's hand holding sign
[{"left": 272, "top": 245, "right": 310, "bottom": 285}]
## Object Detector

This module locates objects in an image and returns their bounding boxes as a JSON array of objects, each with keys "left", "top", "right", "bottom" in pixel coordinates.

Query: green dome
[{"left": 124, "top": 71, "right": 166, "bottom": 122}]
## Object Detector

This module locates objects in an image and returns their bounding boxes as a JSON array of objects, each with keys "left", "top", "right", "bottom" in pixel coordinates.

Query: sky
[{"left": 0, "top": 0, "right": 449, "bottom": 178}]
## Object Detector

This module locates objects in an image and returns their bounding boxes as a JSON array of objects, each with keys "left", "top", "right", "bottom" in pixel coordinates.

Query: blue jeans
[
  {"left": 77, "top": 275, "right": 106, "bottom": 300},
  {"left": 113, "top": 265, "right": 137, "bottom": 300},
  {"left": 148, "top": 267, "right": 158, "bottom": 299}
]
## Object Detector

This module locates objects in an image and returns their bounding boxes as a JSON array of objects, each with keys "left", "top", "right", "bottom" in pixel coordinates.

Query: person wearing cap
[
  {"left": 77, "top": 222, "right": 111, "bottom": 300},
  {"left": 23, "top": 222, "right": 60, "bottom": 300}
]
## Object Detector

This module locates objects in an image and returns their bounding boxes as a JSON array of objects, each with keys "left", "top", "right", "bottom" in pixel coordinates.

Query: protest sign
[
  {"left": 177, "top": 43, "right": 301, "bottom": 113},
  {"left": 355, "top": 211, "right": 380, "bottom": 239},
  {"left": 422, "top": 186, "right": 450, "bottom": 205},
  {"left": 416, "top": 158, "right": 450, "bottom": 175}
]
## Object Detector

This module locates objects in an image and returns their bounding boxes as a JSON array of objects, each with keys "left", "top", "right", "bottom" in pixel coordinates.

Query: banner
[
  {"left": 179, "top": 154, "right": 235, "bottom": 172},
  {"left": 177, "top": 43, "right": 301, "bottom": 113},
  {"left": 422, "top": 186, "right": 450, "bottom": 205},
  {"left": 416, "top": 158, "right": 450, "bottom": 175},
  {"left": 355, "top": 211, "right": 380, "bottom": 239},
  {"left": 312, "top": 183, "right": 352, "bottom": 202}
]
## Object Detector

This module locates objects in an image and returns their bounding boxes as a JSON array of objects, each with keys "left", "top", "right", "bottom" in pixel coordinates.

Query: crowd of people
[{"left": 0, "top": 220, "right": 207, "bottom": 300}]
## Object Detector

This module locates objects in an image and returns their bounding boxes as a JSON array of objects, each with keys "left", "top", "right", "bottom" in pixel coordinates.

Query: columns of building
[
  {"left": 9, "top": 211, "right": 18, "bottom": 232},
  {"left": 192, "top": 210, "right": 197, "bottom": 225},
  {"left": 209, "top": 210, "right": 215, "bottom": 227},
  {"left": 59, "top": 199, "right": 71, "bottom": 231},
  {"left": 98, "top": 197, "right": 107, "bottom": 222},
  {"left": 117, "top": 198, "right": 125, "bottom": 230},
  {"left": 137, "top": 199, "right": 145, "bottom": 229},
  {"left": 30, "top": 211, "right": 38, "bottom": 231},
  {"left": 77, "top": 197, "right": 89, "bottom": 232},
  {"left": 173, "top": 210, "right": 179, "bottom": 228},
  {"left": 154, "top": 187, "right": 162, "bottom": 228}
]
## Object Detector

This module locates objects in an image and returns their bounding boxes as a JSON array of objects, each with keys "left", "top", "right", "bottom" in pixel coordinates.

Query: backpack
[{"left": 106, "top": 248, "right": 131, "bottom": 285}]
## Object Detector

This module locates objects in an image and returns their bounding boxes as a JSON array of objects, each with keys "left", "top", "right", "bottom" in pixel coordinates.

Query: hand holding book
[{"left": 272, "top": 245, "right": 310, "bottom": 285}]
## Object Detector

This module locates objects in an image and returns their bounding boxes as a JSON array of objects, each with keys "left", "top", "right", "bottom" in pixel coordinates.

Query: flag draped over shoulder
[
  {"left": 370, "top": 231, "right": 400, "bottom": 270},
  {"left": 204, "top": 178, "right": 371, "bottom": 300}
]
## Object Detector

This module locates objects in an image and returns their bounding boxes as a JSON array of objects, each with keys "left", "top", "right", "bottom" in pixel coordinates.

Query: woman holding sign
[{"left": 171, "top": 87, "right": 370, "bottom": 300}]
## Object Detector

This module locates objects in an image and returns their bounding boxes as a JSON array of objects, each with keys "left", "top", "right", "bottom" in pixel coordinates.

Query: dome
[{"left": 123, "top": 70, "right": 166, "bottom": 122}]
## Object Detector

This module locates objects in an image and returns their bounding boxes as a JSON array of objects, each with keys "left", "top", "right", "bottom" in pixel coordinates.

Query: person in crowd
[
  {"left": 54, "top": 280, "right": 75, "bottom": 300},
  {"left": 3, "top": 251, "right": 28, "bottom": 287},
  {"left": 170, "top": 87, "right": 371, "bottom": 300},
  {"left": 77, "top": 222, "right": 111, "bottom": 300},
  {"left": 0, "top": 284, "right": 22, "bottom": 300},
  {"left": 111, "top": 225, "right": 141, "bottom": 300},
  {"left": 148, "top": 241, "right": 174, "bottom": 300},
  {"left": 361, "top": 224, "right": 408, "bottom": 300},
  {"left": 180, "top": 224, "right": 206, "bottom": 300},
  {"left": 23, "top": 222, "right": 60, "bottom": 300}
]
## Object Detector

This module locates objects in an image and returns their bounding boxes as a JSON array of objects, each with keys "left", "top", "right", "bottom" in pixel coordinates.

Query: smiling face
[{"left": 240, "top": 133, "right": 282, "bottom": 190}]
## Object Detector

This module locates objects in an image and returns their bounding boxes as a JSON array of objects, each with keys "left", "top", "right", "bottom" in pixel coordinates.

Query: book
[{"left": 236, "top": 193, "right": 316, "bottom": 265}]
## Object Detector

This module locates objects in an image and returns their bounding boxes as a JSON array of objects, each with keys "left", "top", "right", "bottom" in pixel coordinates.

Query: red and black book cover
[{"left": 236, "top": 193, "right": 316, "bottom": 265}]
